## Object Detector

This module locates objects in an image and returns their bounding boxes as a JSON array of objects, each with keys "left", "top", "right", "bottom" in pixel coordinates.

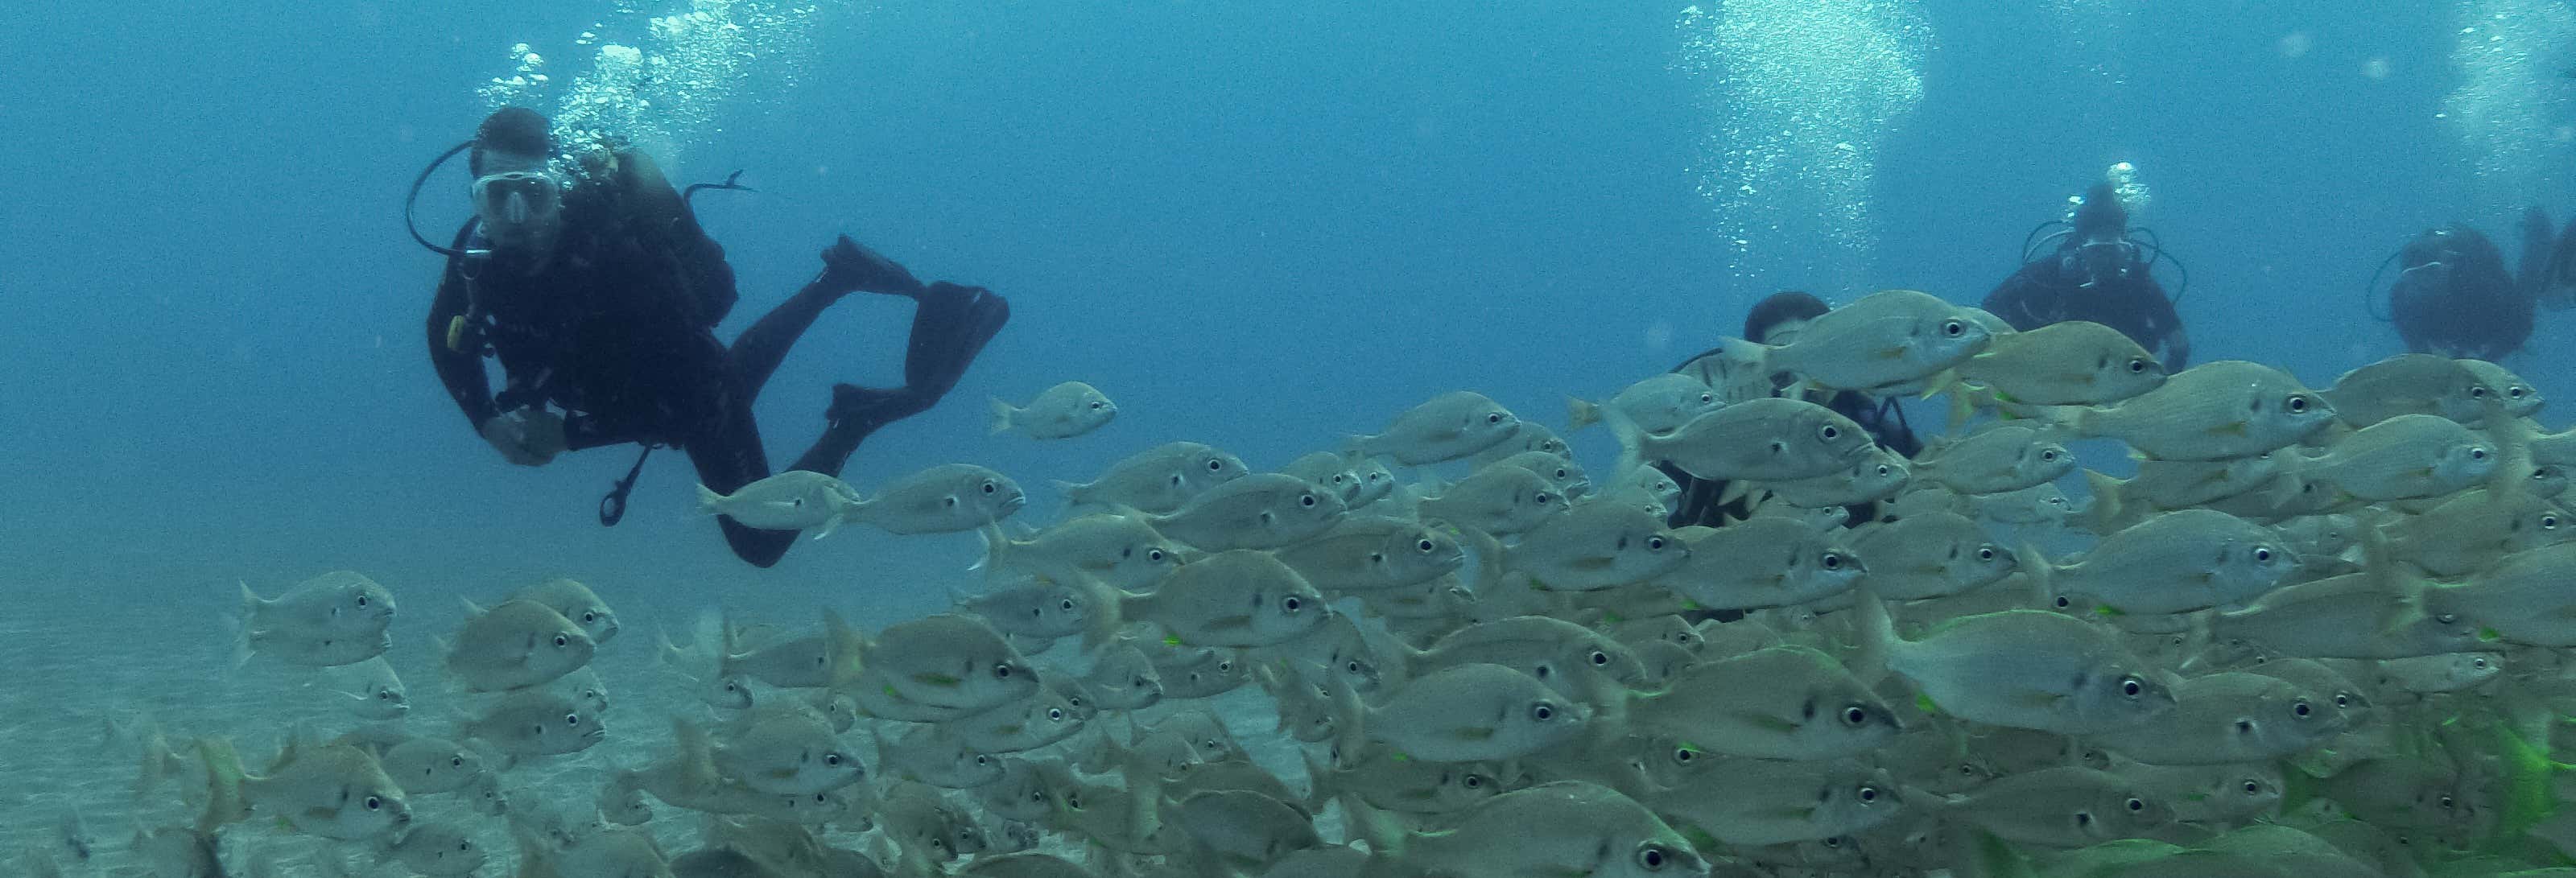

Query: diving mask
[{"left": 470, "top": 170, "right": 564, "bottom": 249}]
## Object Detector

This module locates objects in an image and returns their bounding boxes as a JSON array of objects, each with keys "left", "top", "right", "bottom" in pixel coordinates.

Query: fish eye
[
  {"left": 1858, "top": 785, "right": 1880, "bottom": 803},
  {"left": 1977, "top": 547, "right": 1996, "bottom": 561},
  {"left": 1282, "top": 596, "right": 1302, "bottom": 612},
  {"left": 2125, "top": 798, "right": 2145, "bottom": 812},
  {"left": 1821, "top": 425, "right": 1841, "bottom": 440},
  {"left": 1534, "top": 493, "right": 1554, "bottom": 505},
  {"left": 2440, "top": 796, "right": 2456, "bottom": 810},
  {"left": 2472, "top": 447, "right": 2491, "bottom": 460},
  {"left": 1217, "top": 660, "right": 1235, "bottom": 673},
  {"left": 2474, "top": 657, "right": 2491, "bottom": 669},
  {"left": 1942, "top": 319, "right": 1964, "bottom": 336},
  {"left": 2253, "top": 548, "right": 2273, "bottom": 563},
  {"left": 825, "top": 752, "right": 842, "bottom": 766},
  {"left": 380, "top": 690, "right": 394, "bottom": 700},
  {"left": 582, "top": 611, "right": 597, "bottom": 623},
  {"left": 993, "top": 663, "right": 1013, "bottom": 678},
  {"left": 564, "top": 713, "right": 580, "bottom": 725},
  {"left": 356, "top": 596, "right": 368, "bottom": 607},
  {"left": 1590, "top": 650, "right": 1611, "bottom": 666},
  {"left": 2471, "top": 385, "right": 2489, "bottom": 399},
  {"left": 1486, "top": 412, "right": 1505, "bottom": 424},
  {"left": 2546, "top": 516, "right": 2562, "bottom": 530},
  {"left": 1647, "top": 536, "right": 1667, "bottom": 550},
  {"left": 2121, "top": 677, "right": 2144, "bottom": 697},
  {"left": 1060, "top": 598, "right": 1076, "bottom": 611},
  {"left": 1530, "top": 703, "right": 1556, "bottom": 722},
  {"left": 1842, "top": 705, "right": 1870, "bottom": 726},
  {"left": 1300, "top": 494, "right": 1318, "bottom": 507},
  {"left": 1207, "top": 460, "right": 1225, "bottom": 472},
  {"left": 365, "top": 795, "right": 382, "bottom": 810},
  {"left": 2512, "top": 387, "right": 2530, "bottom": 399},
  {"left": 1672, "top": 747, "right": 1695, "bottom": 763},
  {"left": 2244, "top": 780, "right": 2263, "bottom": 793},
  {"left": 1147, "top": 548, "right": 1168, "bottom": 562},
  {"left": 2128, "top": 358, "right": 2149, "bottom": 373},
  {"left": 2436, "top": 612, "right": 2458, "bottom": 624},
  {"left": 1347, "top": 660, "right": 1364, "bottom": 674},
  {"left": 1089, "top": 401, "right": 1104, "bottom": 409},
  {"left": 1875, "top": 464, "right": 1892, "bottom": 476},
  {"left": 1822, "top": 553, "right": 1843, "bottom": 571},
  {"left": 2286, "top": 395, "right": 2310, "bottom": 414},
  {"left": 1637, "top": 845, "right": 1671, "bottom": 870},
  {"left": 1418, "top": 538, "right": 1436, "bottom": 552},
  {"left": 450, "top": 756, "right": 464, "bottom": 767},
  {"left": 2074, "top": 811, "right": 2094, "bottom": 827},
  {"left": 553, "top": 634, "right": 570, "bottom": 648},
  {"left": 2055, "top": 596, "right": 2071, "bottom": 608},
  {"left": 2334, "top": 694, "right": 2352, "bottom": 707},
  {"left": 2041, "top": 449, "right": 2058, "bottom": 462},
  {"left": 981, "top": 481, "right": 997, "bottom": 494},
  {"left": 2293, "top": 701, "right": 2312, "bottom": 718},
  {"left": 1048, "top": 708, "right": 1066, "bottom": 721},
  {"left": 1699, "top": 393, "right": 1714, "bottom": 403},
  {"left": 1463, "top": 773, "right": 1485, "bottom": 787}
]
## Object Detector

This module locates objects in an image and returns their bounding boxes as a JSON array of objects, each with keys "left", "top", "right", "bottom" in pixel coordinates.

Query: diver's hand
[
  {"left": 819, "top": 234, "right": 927, "bottom": 296},
  {"left": 480, "top": 410, "right": 564, "bottom": 467}
]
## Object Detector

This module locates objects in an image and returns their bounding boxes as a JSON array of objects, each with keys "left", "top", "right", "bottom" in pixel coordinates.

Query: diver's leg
[
  {"left": 730, "top": 235, "right": 929, "bottom": 402},
  {"left": 683, "top": 385, "right": 800, "bottom": 568},
  {"left": 776, "top": 282, "right": 1008, "bottom": 473},
  {"left": 785, "top": 383, "right": 931, "bottom": 476}
]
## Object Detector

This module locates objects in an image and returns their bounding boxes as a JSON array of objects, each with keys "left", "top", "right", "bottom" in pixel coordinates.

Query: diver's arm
[{"left": 427, "top": 263, "right": 502, "bottom": 430}]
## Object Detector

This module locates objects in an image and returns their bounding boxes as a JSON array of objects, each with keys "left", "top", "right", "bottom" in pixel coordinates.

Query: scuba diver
[
  {"left": 416, "top": 107, "right": 1009, "bottom": 567},
  {"left": 1981, "top": 180, "right": 2191, "bottom": 370},
  {"left": 1660, "top": 291, "right": 1924, "bottom": 532},
  {"left": 2374, "top": 221, "right": 2535, "bottom": 362}
]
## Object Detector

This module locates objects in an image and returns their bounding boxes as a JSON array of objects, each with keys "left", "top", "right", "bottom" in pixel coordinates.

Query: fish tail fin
[
  {"left": 193, "top": 737, "right": 248, "bottom": 834},
  {"left": 1566, "top": 395, "right": 1601, "bottom": 431},
  {"left": 987, "top": 397, "right": 1016, "bottom": 435},
  {"left": 235, "top": 580, "right": 261, "bottom": 626},
  {"left": 1342, "top": 789, "right": 1407, "bottom": 861},
  {"left": 131, "top": 724, "right": 181, "bottom": 802},
  {"left": 224, "top": 584, "right": 258, "bottom": 670},
  {"left": 1852, "top": 587, "right": 1896, "bottom": 688},
  {"left": 2079, "top": 469, "right": 2125, "bottom": 535},
  {"left": 823, "top": 608, "right": 869, "bottom": 686},
  {"left": 2021, "top": 542, "right": 2056, "bottom": 608},
  {"left": 1945, "top": 381, "right": 1979, "bottom": 426},
  {"left": 1075, "top": 575, "right": 1125, "bottom": 652},
  {"left": 972, "top": 522, "right": 1009, "bottom": 573}
]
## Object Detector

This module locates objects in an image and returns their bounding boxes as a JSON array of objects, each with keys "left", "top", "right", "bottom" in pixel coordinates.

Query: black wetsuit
[
  {"left": 2388, "top": 225, "right": 2533, "bottom": 361},
  {"left": 428, "top": 147, "right": 1005, "bottom": 567},
  {"left": 1982, "top": 249, "right": 2190, "bottom": 372}
]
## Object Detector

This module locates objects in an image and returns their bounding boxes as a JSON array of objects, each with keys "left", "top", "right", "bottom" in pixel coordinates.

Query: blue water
[{"left": 1, "top": 2, "right": 2566, "bottom": 644}]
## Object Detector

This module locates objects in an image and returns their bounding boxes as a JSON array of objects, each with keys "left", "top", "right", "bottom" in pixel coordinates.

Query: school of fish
[{"left": 64, "top": 288, "right": 2576, "bottom": 877}]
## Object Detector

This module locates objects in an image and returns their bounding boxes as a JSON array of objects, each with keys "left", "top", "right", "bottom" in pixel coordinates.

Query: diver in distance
[
  {"left": 415, "top": 107, "right": 1010, "bottom": 567},
  {"left": 2373, "top": 221, "right": 2537, "bottom": 362},
  {"left": 1981, "top": 180, "right": 2192, "bottom": 371}
]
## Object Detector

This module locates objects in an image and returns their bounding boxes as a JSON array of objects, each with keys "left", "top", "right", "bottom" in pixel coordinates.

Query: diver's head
[
  {"left": 468, "top": 107, "right": 564, "bottom": 256},
  {"left": 1744, "top": 291, "right": 1831, "bottom": 345},
  {"left": 2061, "top": 182, "right": 2140, "bottom": 287}
]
